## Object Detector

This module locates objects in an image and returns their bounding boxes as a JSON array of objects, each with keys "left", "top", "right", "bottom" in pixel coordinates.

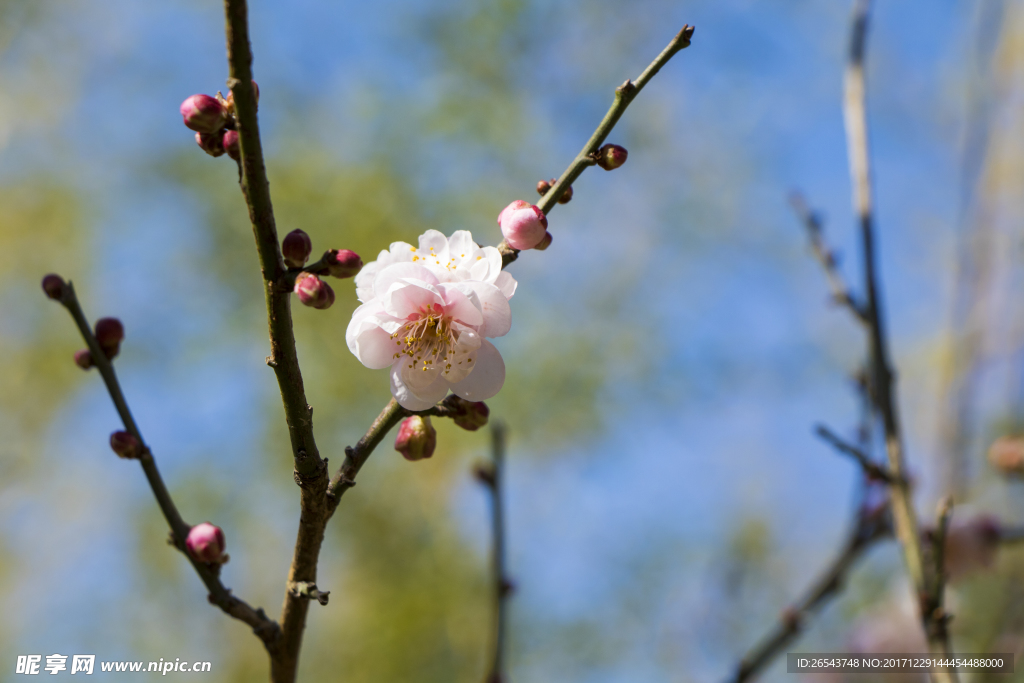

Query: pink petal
[
  {"left": 373, "top": 262, "right": 439, "bottom": 299},
  {"left": 455, "top": 281, "right": 511, "bottom": 338},
  {"left": 382, "top": 279, "right": 444, "bottom": 319},
  {"left": 438, "top": 283, "right": 484, "bottom": 328}
]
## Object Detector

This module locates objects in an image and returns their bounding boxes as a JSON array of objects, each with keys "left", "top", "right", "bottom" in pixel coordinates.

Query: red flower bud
[
  {"left": 534, "top": 231, "right": 553, "bottom": 251},
  {"left": 596, "top": 144, "right": 628, "bottom": 171},
  {"left": 536, "top": 179, "right": 552, "bottom": 196},
  {"left": 180, "top": 94, "right": 227, "bottom": 134},
  {"left": 109, "top": 431, "right": 141, "bottom": 459},
  {"left": 41, "top": 274, "right": 66, "bottom": 300},
  {"left": 294, "top": 273, "right": 334, "bottom": 309},
  {"left": 451, "top": 397, "right": 489, "bottom": 431},
  {"left": 73, "top": 349, "right": 94, "bottom": 370},
  {"left": 195, "top": 132, "right": 225, "bottom": 157},
  {"left": 498, "top": 200, "right": 548, "bottom": 250},
  {"left": 394, "top": 416, "right": 436, "bottom": 461},
  {"left": 324, "top": 249, "right": 363, "bottom": 279},
  {"left": 282, "top": 230, "right": 312, "bottom": 268},
  {"left": 557, "top": 183, "right": 573, "bottom": 204},
  {"left": 222, "top": 130, "right": 240, "bottom": 161},
  {"left": 185, "top": 522, "right": 228, "bottom": 565},
  {"left": 94, "top": 318, "right": 124, "bottom": 359}
]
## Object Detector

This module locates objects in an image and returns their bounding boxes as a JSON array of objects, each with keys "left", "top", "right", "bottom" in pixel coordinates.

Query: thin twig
[
  {"left": 49, "top": 281, "right": 280, "bottom": 646},
  {"left": 498, "top": 25, "right": 695, "bottom": 268},
  {"left": 727, "top": 502, "right": 890, "bottom": 683},
  {"left": 479, "top": 422, "right": 512, "bottom": 683},
  {"left": 841, "top": 1, "right": 957, "bottom": 679},
  {"left": 790, "top": 192, "right": 868, "bottom": 323},
  {"left": 815, "top": 424, "right": 898, "bottom": 483},
  {"left": 922, "top": 497, "right": 956, "bottom": 671}
]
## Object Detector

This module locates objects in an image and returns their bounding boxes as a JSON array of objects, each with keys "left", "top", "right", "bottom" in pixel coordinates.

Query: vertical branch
[
  {"left": 842, "top": 1, "right": 958, "bottom": 677},
  {"left": 478, "top": 422, "right": 512, "bottom": 683}
]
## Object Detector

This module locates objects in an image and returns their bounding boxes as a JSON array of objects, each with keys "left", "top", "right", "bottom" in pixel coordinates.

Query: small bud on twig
[
  {"left": 222, "top": 130, "right": 240, "bottom": 161},
  {"left": 185, "top": 522, "right": 229, "bottom": 565},
  {"left": 94, "top": 317, "right": 124, "bottom": 360},
  {"left": 323, "top": 249, "right": 363, "bottom": 279},
  {"left": 282, "top": 229, "right": 312, "bottom": 268},
  {"left": 451, "top": 397, "right": 490, "bottom": 431},
  {"left": 109, "top": 431, "right": 141, "bottom": 459},
  {"left": 536, "top": 179, "right": 551, "bottom": 195},
  {"left": 534, "top": 231, "right": 553, "bottom": 251},
  {"left": 180, "top": 95, "right": 227, "bottom": 134},
  {"left": 195, "top": 132, "right": 226, "bottom": 157},
  {"left": 73, "top": 349, "right": 94, "bottom": 370},
  {"left": 41, "top": 274, "right": 66, "bottom": 300},
  {"left": 498, "top": 200, "right": 548, "bottom": 250},
  {"left": 294, "top": 273, "right": 335, "bottom": 310},
  {"left": 395, "top": 416, "right": 436, "bottom": 461},
  {"left": 596, "top": 144, "right": 628, "bottom": 171}
]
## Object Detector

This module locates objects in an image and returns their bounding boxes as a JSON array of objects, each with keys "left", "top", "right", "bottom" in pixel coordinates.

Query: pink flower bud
[
  {"left": 988, "top": 436, "right": 1024, "bottom": 476},
  {"left": 195, "top": 132, "right": 225, "bottom": 157},
  {"left": 596, "top": 143, "right": 628, "bottom": 171},
  {"left": 109, "top": 431, "right": 141, "bottom": 459},
  {"left": 451, "top": 397, "right": 489, "bottom": 431},
  {"left": 74, "top": 349, "right": 94, "bottom": 370},
  {"left": 497, "top": 200, "right": 548, "bottom": 250},
  {"left": 41, "top": 274, "right": 66, "bottom": 300},
  {"left": 185, "top": 522, "right": 228, "bottom": 565},
  {"left": 282, "top": 230, "right": 312, "bottom": 268},
  {"left": 294, "top": 273, "right": 334, "bottom": 309},
  {"left": 222, "top": 130, "right": 240, "bottom": 161},
  {"left": 394, "top": 416, "right": 436, "bottom": 461},
  {"left": 534, "top": 231, "right": 553, "bottom": 251},
  {"left": 180, "top": 94, "right": 227, "bottom": 134},
  {"left": 94, "top": 318, "right": 124, "bottom": 359},
  {"left": 324, "top": 249, "right": 363, "bottom": 279}
]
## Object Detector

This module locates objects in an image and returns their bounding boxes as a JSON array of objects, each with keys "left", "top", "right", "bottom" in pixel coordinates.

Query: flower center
[{"left": 391, "top": 303, "right": 461, "bottom": 373}]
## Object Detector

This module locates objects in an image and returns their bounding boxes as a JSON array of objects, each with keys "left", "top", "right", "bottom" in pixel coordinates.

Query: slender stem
[
  {"left": 815, "top": 424, "right": 897, "bottom": 483},
  {"left": 842, "top": 1, "right": 957, "bottom": 679},
  {"left": 498, "top": 25, "right": 695, "bottom": 268},
  {"left": 51, "top": 282, "right": 280, "bottom": 645},
  {"left": 726, "top": 507, "right": 890, "bottom": 683},
  {"left": 326, "top": 399, "right": 407, "bottom": 514},
  {"left": 484, "top": 422, "right": 511, "bottom": 683}
]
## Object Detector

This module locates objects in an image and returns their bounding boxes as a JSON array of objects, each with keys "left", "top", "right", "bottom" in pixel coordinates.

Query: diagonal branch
[
  {"left": 815, "top": 424, "right": 898, "bottom": 483},
  {"left": 499, "top": 24, "right": 695, "bottom": 268},
  {"left": 841, "top": 0, "right": 957, "bottom": 678},
  {"left": 47, "top": 281, "right": 280, "bottom": 646}
]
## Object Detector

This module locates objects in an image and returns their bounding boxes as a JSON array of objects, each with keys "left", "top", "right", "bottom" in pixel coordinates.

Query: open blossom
[{"left": 346, "top": 230, "right": 517, "bottom": 410}]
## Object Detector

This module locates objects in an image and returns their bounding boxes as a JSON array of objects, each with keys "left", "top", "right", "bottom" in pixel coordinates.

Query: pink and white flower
[{"left": 347, "top": 230, "right": 517, "bottom": 410}]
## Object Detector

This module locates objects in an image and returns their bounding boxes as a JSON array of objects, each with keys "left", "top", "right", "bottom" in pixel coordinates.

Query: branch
[
  {"left": 478, "top": 422, "right": 513, "bottom": 683},
  {"left": 789, "top": 192, "right": 868, "bottom": 323},
  {"left": 46, "top": 281, "right": 280, "bottom": 646},
  {"left": 922, "top": 497, "right": 956, "bottom": 666},
  {"left": 727, "top": 499, "right": 890, "bottom": 683},
  {"left": 815, "top": 424, "right": 898, "bottom": 483},
  {"left": 498, "top": 24, "right": 695, "bottom": 268},
  {"left": 841, "top": 1, "right": 957, "bottom": 678}
]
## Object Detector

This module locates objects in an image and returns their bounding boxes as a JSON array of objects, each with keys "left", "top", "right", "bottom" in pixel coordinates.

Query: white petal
[
  {"left": 382, "top": 279, "right": 444, "bottom": 319},
  {"left": 345, "top": 302, "right": 397, "bottom": 370},
  {"left": 391, "top": 361, "right": 450, "bottom": 410},
  {"left": 468, "top": 246, "right": 502, "bottom": 283},
  {"left": 438, "top": 283, "right": 483, "bottom": 328},
  {"left": 441, "top": 328, "right": 482, "bottom": 384},
  {"left": 449, "top": 340, "right": 505, "bottom": 401},
  {"left": 388, "top": 241, "right": 417, "bottom": 259},
  {"left": 373, "top": 262, "right": 439, "bottom": 299},
  {"left": 493, "top": 271, "right": 518, "bottom": 300},
  {"left": 355, "top": 258, "right": 385, "bottom": 303},
  {"left": 453, "top": 280, "right": 511, "bottom": 338},
  {"left": 417, "top": 229, "right": 449, "bottom": 257},
  {"left": 446, "top": 231, "right": 479, "bottom": 268}
]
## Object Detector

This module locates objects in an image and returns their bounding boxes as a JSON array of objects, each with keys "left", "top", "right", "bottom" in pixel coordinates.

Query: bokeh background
[{"left": 3, "top": 0, "right": 1024, "bottom": 681}]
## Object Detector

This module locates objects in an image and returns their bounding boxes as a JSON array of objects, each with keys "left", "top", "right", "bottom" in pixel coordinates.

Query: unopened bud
[
  {"left": 451, "top": 397, "right": 489, "bottom": 431},
  {"left": 195, "top": 132, "right": 225, "bottom": 157},
  {"left": 94, "top": 318, "right": 124, "bottom": 359},
  {"left": 186, "top": 522, "right": 228, "bottom": 565},
  {"left": 989, "top": 436, "right": 1024, "bottom": 476},
  {"left": 472, "top": 461, "right": 496, "bottom": 487},
  {"left": 74, "top": 349, "right": 94, "bottom": 370},
  {"left": 497, "top": 200, "right": 548, "bottom": 250},
  {"left": 596, "top": 143, "right": 628, "bottom": 171},
  {"left": 324, "top": 249, "right": 363, "bottom": 279},
  {"left": 536, "top": 179, "right": 552, "bottom": 195},
  {"left": 294, "top": 273, "right": 334, "bottom": 309},
  {"left": 557, "top": 183, "right": 573, "bottom": 204},
  {"left": 223, "top": 130, "right": 240, "bottom": 161},
  {"left": 180, "top": 94, "right": 227, "bottom": 134},
  {"left": 394, "top": 416, "right": 436, "bottom": 461},
  {"left": 41, "top": 274, "right": 66, "bottom": 300},
  {"left": 109, "top": 430, "right": 141, "bottom": 459},
  {"left": 282, "top": 230, "right": 312, "bottom": 268},
  {"left": 534, "top": 231, "right": 553, "bottom": 251}
]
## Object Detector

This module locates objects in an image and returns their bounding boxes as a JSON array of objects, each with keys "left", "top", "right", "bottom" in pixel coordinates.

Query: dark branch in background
[
  {"left": 48, "top": 282, "right": 280, "bottom": 646},
  {"left": 476, "top": 423, "right": 512, "bottom": 683},
  {"left": 923, "top": 498, "right": 954, "bottom": 652},
  {"left": 498, "top": 25, "right": 695, "bottom": 268},
  {"left": 815, "top": 424, "right": 898, "bottom": 483},
  {"left": 842, "top": 0, "right": 957, "bottom": 678},
  {"left": 790, "top": 192, "right": 868, "bottom": 324},
  {"left": 726, "top": 498, "right": 891, "bottom": 683}
]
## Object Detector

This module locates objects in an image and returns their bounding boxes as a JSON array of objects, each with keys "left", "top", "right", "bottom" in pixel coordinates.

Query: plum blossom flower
[{"left": 346, "top": 230, "right": 517, "bottom": 410}]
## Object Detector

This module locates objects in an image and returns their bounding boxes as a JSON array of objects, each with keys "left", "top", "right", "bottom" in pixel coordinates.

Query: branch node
[{"left": 288, "top": 581, "right": 330, "bottom": 606}]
